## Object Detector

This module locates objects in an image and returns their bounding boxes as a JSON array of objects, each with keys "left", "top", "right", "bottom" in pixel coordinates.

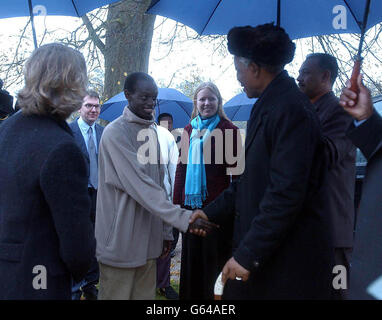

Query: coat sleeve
[
  {"left": 234, "top": 104, "right": 319, "bottom": 271},
  {"left": 100, "top": 127, "right": 192, "bottom": 233},
  {"left": 320, "top": 105, "right": 355, "bottom": 168},
  {"left": 40, "top": 142, "right": 96, "bottom": 281},
  {"left": 163, "top": 133, "right": 179, "bottom": 240},
  {"left": 347, "top": 110, "right": 382, "bottom": 160}
]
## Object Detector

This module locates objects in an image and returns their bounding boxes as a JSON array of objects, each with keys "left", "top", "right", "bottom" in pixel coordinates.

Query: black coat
[
  {"left": 204, "top": 71, "right": 334, "bottom": 299},
  {"left": 314, "top": 92, "right": 356, "bottom": 248},
  {"left": 0, "top": 112, "right": 96, "bottom": 299},
  {"left": 347, "top": 111, "right": 382, "bottom": 299}
]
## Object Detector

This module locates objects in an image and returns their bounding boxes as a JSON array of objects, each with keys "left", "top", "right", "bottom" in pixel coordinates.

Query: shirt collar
[{"left": 78, "top": 116, "right": 96, "bottom": 134}]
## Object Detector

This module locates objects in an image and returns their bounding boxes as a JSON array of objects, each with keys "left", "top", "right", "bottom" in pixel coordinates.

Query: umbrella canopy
[
  {"left": 0, "top": 0, "right": 120, "bottom": 48},
  {"left": 148, "top": 0, "right": 382, "bottom": 39},
  {"left": 100, "top": 88, "right": 193, "bottom": 129},
  {"left": 223, "top": 93, "right": 257, "bottom": 121}
]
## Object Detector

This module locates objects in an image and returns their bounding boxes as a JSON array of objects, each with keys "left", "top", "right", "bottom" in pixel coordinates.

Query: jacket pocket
[{"left": 0, "top": 243, "right": 24, "bottom": 262}]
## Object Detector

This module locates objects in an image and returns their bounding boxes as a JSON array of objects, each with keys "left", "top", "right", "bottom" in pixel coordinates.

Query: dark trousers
[
  {"left": 333, "top": 247, "right": 353, "bottom": 300},
  {"left": 71, "top": 188, "right": 99, "bottom": 299},
  {"left": 171, "top": 228, "right": 179, "bottom": 253}
]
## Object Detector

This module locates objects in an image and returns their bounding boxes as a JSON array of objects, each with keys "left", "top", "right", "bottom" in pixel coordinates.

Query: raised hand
[{"left": 339, "top": 73, "right": 374, "bottom": 121}]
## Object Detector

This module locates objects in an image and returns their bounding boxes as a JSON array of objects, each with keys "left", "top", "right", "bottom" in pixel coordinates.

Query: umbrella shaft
[
  {"left": 357, "top": 0, "right": 371, "bottom": 57},
  {"left": 28, "top": 0, "right": 38, "bottom": 49}
]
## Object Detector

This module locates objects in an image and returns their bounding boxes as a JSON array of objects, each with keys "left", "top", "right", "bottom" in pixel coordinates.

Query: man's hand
[
  {"left": 339, "top": 73, "right": 374, "bottom": 121},
  {"left": 222, "top": 257, "right": 250, "bottom": 283},
  {"left": 160, "top": 240, "right": 172, "bottom": 259},
  {"left": 187, "top": 209, "right": 219, "bottom": 237}
]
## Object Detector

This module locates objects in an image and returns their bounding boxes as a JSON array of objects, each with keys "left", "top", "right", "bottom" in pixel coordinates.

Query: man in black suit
[
  {"left": 340, "top": 75, "right": 382, "bottom": 299},
  {"left": 192, "top": 23, "right": 334, "bottom": 299},
  {"left": 0, "top": 78, "right": 14, "bottom": 125},
  {"left": 69, "top": 90, "right": 104, "bottom": 300},
  {"left": 297, "top": 53, "right": 356, "bottom": 299}
]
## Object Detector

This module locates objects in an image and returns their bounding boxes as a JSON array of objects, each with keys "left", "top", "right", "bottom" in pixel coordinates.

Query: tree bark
[{"left": 103, "top": 0, "right": 156, "bottom": 100}]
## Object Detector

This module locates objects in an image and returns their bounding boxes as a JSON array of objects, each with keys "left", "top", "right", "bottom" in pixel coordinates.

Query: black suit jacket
[
  {"left": 0, "top": 112, "right": 96, "bottom": 299},
  {"left": 347, "top": 111, "right": 382, "bottom": 299},
  {"left": 314, "top": 92, "right": 356, "bottom": 248},
  {"left": 204, "top": 71, "right": 334, "bottom": 299}
]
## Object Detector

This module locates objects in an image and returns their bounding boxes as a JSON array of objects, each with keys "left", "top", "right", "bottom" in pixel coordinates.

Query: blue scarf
[{"left": 184, "top": 114, "right": 220, "bottom": 208}]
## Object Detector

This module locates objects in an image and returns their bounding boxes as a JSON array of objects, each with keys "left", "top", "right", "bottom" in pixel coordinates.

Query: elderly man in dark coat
[
  {"left": 340, "top": 75, "right": 382, "bottom": 299},
  {"left": 193, "top": 23, "right": 334, "bottom": 299},
  {"left": 0, "top": 43, "right": 96, "bottom": 300}
]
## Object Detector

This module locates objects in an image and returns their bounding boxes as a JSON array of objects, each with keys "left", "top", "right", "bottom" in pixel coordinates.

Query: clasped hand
[{"left": 187, "top": 209, "right": 219, "bottom": 237}]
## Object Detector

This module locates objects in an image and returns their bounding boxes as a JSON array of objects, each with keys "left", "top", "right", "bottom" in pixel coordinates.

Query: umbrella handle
[
  {"left": 214, "top": 272, "right": 225, "bottom": 300},
  {"left": 349, "top": 58, "right": 362, "bottom": 104}
]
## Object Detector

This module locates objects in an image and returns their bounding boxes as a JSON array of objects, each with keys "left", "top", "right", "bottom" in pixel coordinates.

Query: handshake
[{"left": 187, "top": 209, "right": 219, "bottom": 237}]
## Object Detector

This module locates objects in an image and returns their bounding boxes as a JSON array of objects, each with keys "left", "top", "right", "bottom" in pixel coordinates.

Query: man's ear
[
  {"left": 124, "top": 89, "right": 130, "bottom": 100},
  {"left": 249, "top": 62, "right": 260, "bottom": 77},
  {"left": 322, "top": 70, "right": 331, "bottom": 83}
]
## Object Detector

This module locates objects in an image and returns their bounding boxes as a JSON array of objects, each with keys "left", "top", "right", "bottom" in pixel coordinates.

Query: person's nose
[{"left": 146, "top": 99, "right": 155, "bottom": 108}]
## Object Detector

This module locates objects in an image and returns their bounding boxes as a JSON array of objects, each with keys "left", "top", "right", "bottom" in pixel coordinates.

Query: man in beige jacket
[{"left": 96, "top": 72, "right": 213, "bottom": 300}]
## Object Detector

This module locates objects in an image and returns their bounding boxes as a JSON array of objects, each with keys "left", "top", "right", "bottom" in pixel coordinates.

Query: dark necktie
[{"left": 88, "top": 127, "right": 98, "bottom": 189}]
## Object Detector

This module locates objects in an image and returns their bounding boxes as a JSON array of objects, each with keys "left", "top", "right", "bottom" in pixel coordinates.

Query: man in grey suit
[{"left": 69, "top": 90, "right": 104, "bottom": 300}]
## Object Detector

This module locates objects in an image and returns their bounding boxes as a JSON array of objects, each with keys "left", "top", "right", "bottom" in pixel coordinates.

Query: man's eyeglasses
[{"left": 84, "top": 103, "right": 101, "bottom": 110}]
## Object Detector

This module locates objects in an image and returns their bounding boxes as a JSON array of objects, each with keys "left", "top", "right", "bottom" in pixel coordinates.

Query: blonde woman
[
  {"left": 173, "top": 82, "right": 241, "bottom": 300},
  {"left": 0, "top": 43, "right": 96, "bottom": 299}
]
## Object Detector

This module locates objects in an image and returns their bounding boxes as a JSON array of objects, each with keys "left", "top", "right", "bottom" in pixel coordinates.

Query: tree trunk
[{"left": 103, "top": 0, "right": 155, "bottom": 100}]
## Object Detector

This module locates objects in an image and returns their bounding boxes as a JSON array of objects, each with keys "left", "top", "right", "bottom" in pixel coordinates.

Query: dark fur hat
[{"left": 227, "top": 23, "right": 295, "bottom": 67}]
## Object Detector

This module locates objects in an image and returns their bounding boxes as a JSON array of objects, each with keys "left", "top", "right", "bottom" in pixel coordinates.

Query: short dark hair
[
  {"left": 158, "top": 113, "right": 173, "bottom": 122},
  {"left": 307, "top": 53, "right": 338, "bottom": 85},
  {"left": 124, "top": 72, "right": 156, "bottom": 94},
  {"left": 0, "top": 79, "right": 3, "bottom": 90},
  {"left": 86, "top": 90, "right": 100, "bottom": 100},
  {"left": 227, "top": 23, "right": 295, "bottom": 73}
]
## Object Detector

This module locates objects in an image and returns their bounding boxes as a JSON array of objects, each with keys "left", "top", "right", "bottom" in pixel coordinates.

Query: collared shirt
[{"left": 78, "top": 117, "right": 98, "bottom": 153}]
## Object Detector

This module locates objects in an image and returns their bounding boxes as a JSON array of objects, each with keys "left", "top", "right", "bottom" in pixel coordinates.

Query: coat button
[{"left": 253, "top": 261, "right": 259, "bottom": 268}]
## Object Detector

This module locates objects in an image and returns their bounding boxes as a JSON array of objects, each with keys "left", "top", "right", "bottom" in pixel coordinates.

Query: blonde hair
[
  {"left": 17, "top": 43, "right": 88, "bottom": 120},
  {"left": 191, "top": 82, "right": 230, "bottom": 121}
]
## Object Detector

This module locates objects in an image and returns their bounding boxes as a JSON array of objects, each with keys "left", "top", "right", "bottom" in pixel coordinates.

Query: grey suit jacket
[{"left": 69, "top": 119, "right": 104, "bottom": 181}]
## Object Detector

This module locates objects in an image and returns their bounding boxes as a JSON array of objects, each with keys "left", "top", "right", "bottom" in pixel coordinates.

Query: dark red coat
[{"left": 173, "top": 118, "right": 241, "bottom": 208}]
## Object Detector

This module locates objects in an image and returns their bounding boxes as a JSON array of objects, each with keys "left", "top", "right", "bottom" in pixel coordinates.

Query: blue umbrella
[
  {"left": 147, "top": 0, "right": 381, "bottom": 40},
  {"left": 223, "top": 93, "right": 257, "bottom": 121},
  {"left": 148, "top": 0, "right": 379, "bottom": 100},
  {"left": 100, "top": 88, "right": 193, "bottom": 129},
  {"left": 0, "top": 0, "right": 120, "bottom": 49}
]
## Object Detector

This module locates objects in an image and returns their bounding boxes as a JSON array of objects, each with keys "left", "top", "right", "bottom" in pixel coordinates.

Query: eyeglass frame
[{"left": 83, "top": 103, "right": 101, "bottom": 110}]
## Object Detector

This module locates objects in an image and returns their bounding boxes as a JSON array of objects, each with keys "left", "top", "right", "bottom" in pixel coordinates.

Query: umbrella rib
[
  {"left": 201, "top": 0, "right": 223, "bottom": 34},
  {"left": 343, "top": 0, "right": 362, "bottom": 29},
  {"left": 71, "top": 0, "right": 81, "bottom": 17},
  {"left": 160, "top": 100, "right": 192, "bottom": 117}
]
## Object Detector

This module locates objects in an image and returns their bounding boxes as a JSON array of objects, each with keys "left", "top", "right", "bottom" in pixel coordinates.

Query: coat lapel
[
  {"left": 244, "top": 103, "right": 266, "bottom": 154},
  {"left": 72, "top": 121, "right": 89, "bottom": 160}
]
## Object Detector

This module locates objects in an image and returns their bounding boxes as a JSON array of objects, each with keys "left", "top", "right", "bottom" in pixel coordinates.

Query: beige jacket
[{"left": 95, "top": 107, "right": 192, "bottom": 268}]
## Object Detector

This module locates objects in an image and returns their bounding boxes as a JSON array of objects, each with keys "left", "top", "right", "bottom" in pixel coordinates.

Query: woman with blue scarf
[{"left": 173, "top": 82, "right": 241, "bottom": 300}]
